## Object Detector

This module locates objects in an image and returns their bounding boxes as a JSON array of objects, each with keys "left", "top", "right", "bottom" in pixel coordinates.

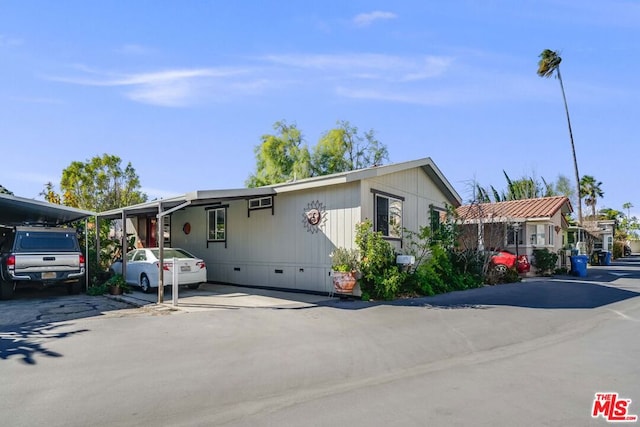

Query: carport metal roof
[{"left": 0, "top": 193, "right": 96, "bottom": 226}]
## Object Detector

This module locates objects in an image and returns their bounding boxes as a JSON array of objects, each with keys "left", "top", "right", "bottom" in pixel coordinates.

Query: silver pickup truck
[{"left": 0, "top": 225, "right": 85, "bottom": 299}]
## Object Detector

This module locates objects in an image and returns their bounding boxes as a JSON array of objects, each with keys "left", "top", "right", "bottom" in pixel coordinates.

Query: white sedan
[{"left": 109, "top": 248, "right": 207, "bottom": 293}]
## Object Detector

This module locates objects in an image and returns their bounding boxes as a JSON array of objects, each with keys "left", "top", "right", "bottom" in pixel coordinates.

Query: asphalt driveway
[
  {"left": 2, "top": 255, "right": 639, "bottom": 426},
  {"left": 2, "top": 254, "right": 639, "bottom": 326}
]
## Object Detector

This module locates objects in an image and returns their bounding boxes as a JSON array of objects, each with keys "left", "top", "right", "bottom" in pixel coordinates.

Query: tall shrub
[{"left": 355, "top": 220, "right": 405, "bottom": 300}]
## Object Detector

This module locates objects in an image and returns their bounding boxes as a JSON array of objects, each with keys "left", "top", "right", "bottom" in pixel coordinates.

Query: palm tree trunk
[{"left": 557, "top": 68, "right": 583, "bottom": 225}]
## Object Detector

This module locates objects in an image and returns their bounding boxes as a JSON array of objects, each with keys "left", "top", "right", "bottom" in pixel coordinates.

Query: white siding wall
[
  {"left": 360, "top": 167, "right": 454, "bottom": 252},
  {"left": 167, "top": 167, "right": 453, "bottom": 293},
  {"left": 170, "top": 182, "right": 361, "bottom": 293}
]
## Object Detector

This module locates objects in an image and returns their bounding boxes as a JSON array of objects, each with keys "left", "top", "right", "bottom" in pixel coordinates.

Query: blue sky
[{"left": 1, "top": 1, "right": 638, "bottom": 217}]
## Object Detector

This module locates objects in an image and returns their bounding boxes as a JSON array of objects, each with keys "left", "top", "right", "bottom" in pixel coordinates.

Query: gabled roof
[
  {"left": 456, "top": 196, "right": 573, "bottom": 222},
  {"left": 97, "top": 157, "right": 461, "bottom": 219},
  {"left": 270, "top": 157, "right": 461, "bottom": 206},
  {"left": 0, "top": 192, "right": 95, "bottom": 226}
]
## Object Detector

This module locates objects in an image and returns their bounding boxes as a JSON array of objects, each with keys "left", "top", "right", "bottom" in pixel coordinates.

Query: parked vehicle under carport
[
  {"left": 0, "top": 225, "right": 86, "bottom": 299},
  {"left": 109, "top": 247, "right": 207, "bottom": 293}
]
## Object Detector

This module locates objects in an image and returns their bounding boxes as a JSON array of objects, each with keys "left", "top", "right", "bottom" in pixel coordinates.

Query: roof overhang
[
  {"left": 0, "top": 193, "right": 95, "bottom": 226},
  {"left": 96, "top": 187, "right": 277, "bottom": 220},
  {"left": 271, "top": 157, "right": 462, "bottom": 207}
]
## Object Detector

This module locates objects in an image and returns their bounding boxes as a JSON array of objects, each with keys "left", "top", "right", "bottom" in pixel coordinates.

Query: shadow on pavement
[
  {"left": 320, "top": 280, "right": 640, "bottom": 311},
  {"left": 0, "top": 322, "right": 89, "bottom": 365},
  {"left": 0, "top": 288, "right": 140, "bottom": 366}
]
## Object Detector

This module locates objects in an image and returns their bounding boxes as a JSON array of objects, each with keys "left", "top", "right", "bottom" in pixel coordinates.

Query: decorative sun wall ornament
[{"left": 302, "top": 200, "right": 327, "bottom": 233}]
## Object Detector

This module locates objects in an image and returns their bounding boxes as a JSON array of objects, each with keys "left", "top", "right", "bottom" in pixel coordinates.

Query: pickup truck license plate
[
  {"left": 180, "top": 265, "right": 191, "bottom": 272},
  {"left": 42, "top": 272, "right": 56, "bottom": 280}
]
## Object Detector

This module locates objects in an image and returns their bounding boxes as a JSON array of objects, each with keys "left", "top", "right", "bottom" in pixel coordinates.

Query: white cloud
[
  {"left": 46, "top": 67, "right": 251, "bottom": 107},
  {"left": 262, "top": 53, "right": 453, "bottom": 81},
  {"left": 353, "top": 11, "right": 397, "bottom": 27},
  {"left": 44, "top": 54, "right": 456, "bottom": 107}
]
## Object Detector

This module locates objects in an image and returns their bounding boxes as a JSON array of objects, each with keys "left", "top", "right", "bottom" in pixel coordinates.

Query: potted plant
[
  {"left": 330, "top": 247, "right": 360, "bottom": 294},
  {"left": 105, "top": 273, "right": 131, "bottom": 295}
]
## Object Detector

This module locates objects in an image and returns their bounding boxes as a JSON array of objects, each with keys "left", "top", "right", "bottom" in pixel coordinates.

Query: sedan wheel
[{"left": 140, "top": 274, "right": 151, "bottom": 293}]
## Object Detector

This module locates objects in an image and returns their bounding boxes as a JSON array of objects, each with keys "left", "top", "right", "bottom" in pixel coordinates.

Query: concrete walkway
[{"left": 107, "top": 282, "right": 337, "bottom": 312}]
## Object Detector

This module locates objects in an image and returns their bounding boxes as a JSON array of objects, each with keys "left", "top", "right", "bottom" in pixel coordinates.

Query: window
[
  {"left": 548, "top": 225, "right": 554, "bottom": 246},
  {"left": 529, "top": 224, "right": 546, "bottom": 246},
  {"left": 507, "top": 226, "right": 524, "bottom": 245},
  {"left": 375, "top": 193, "right": 403, "bottom": 238},
  {"left": 248, "top": 196, "right": 273, "bottom": 210},
  {"left": 133, "top": 251, "right": 147, "bottom": 262},
  {"left": 430, "top": 208, "right": 441, "bottom": 232},
  {"left": 208, "top": 207, "right": 226, "bottom": 241}
]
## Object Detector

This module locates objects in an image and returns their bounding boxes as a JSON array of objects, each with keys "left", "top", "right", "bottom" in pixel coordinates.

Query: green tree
[
  {"left": 537, "top": 49, "right": 583, "bottom": 224},
  {"left": 0, "top": 184, "right": 13, "bottom": 195},
  {"left": 623, "top": 202, "right": 634, "bottom": 223},
  {"left": 247, "top": 120, "right": 389, "bottom": 187},
  {"left": 579, "top": 175, "right": 604, "bottom": 219},
  {"left": 40, "top": 182, "right": 61, "bottom": 204},
  {"left": 246, "top": 121, "right": 311, "bottom": 187},
  {"left": 58, "top": 154, "right": 147, "bottom": 211},
  {"left": 312, "top": 120, "right": 388, "bottom": 176}
]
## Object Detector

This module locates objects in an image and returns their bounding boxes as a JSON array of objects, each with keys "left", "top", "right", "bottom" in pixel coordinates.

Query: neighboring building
[
  {"left": 98, "top": 158, "right": 461, "bottom": 294},
  {"left": 455, "top": 196, "right": 573, "bottom": 271},
  {"left": 581, "top": 219, "right": 614, "bottom": 253}
]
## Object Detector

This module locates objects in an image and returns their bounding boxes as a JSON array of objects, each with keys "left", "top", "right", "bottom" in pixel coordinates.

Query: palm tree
[
  {"left": 579, "top": 175, "right": 604, "bottom": 219},
  {"left": 623, "top": 202, "right": 634, "bottom": 234},
  {"left": 0, "top": 184, "right": 13, "bottom": 195},
  {"left": 537, "top": 49, "right": 583, "bottom": 224}
]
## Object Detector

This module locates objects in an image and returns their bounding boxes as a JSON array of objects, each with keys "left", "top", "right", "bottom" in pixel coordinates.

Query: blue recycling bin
[
  {"left": 604, "top": 251, "right": 612, "bottom": 266},
  {"left": 570, "top": 255, "right": 588, "bottom": 277}
]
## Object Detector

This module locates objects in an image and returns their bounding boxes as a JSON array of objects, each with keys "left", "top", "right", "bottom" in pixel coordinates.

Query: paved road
[{"left": 1, "top": 256, "right": 639, "bottom": 426}]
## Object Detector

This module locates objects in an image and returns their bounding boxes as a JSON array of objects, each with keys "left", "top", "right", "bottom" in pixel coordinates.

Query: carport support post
[
  {"left": 172, "top": 257, "right": 178, "bottom": 306},
  {"left": 95, "top": 215, "right": 100, "bottom": 288},
  {"left": 155, "top": 200, "right": 191, "bottom": 305},
  {"left": 121, "top": 210, "right": 127, "bottom": 281},
  {"left": 158, "top": 202, "right": 164, "bottom": 304},
  {"left": 85, "top": 217, "right": 89, "bottom": 292}
]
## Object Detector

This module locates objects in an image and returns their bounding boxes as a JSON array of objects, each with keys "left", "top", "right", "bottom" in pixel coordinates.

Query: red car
[{"left": 490, "top": 250, "right": 530, "bottom": 274}]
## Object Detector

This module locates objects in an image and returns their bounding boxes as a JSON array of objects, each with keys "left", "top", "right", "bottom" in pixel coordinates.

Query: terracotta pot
[
  {"left": 332, "top": 271, "right": 358, "bottom": 294},
  {"left": 108, "top": 285, "right": 124, "bottom": 295}
]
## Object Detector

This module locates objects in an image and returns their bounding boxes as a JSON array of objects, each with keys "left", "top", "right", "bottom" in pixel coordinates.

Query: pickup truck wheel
[
  {"left": 0, "top": 281, "right": 15, "bottom": 300},
  {"left": 140, "top": 275, "right": 151, "bottom": 293},
  {"left": 187, "top": 283, "right": 200, "bottom": 290},
  {"left": 67, "top": 282, "right": 81, "bottom": 295}
]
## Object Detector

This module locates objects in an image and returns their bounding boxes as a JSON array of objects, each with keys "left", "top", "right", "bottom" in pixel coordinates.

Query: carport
[
  {"left": 96, "top": 188, "right": 276, "bottom": 304},
  {"left": 0, "top": 192, "right": 96, "bottom": 289},
  {"left": 0, "top": 193, "right": 95, "bottom": 226}
]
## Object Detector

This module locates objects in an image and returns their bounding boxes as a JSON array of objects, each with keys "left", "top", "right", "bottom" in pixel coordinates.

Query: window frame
[
  {"left": 372, "top": 190, "right": 404, "bottom": 240},
  {"left": 506, "top": 225, "right": 524, "bottom": 246},
  {"left": 206, "top": 206, "right": 227, "bottom": 243}
]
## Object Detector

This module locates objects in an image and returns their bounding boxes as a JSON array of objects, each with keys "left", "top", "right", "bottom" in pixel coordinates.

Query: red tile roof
[{"left": 456, "top": 196, "right": 572, "bottom": 221}]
